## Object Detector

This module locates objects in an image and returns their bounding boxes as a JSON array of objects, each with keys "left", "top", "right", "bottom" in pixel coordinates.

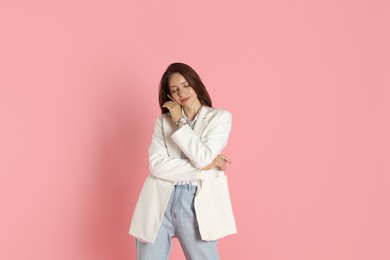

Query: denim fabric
[{"left": 136, "top": 184, "right": 219, "bottom": 260}]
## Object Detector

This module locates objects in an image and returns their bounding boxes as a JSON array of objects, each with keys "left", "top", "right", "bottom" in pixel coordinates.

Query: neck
[{"left": 183, "top": 101, "right": 202, "bottom": 121}]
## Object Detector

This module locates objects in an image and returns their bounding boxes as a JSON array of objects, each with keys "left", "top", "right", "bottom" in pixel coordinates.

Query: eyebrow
[{"left": 169, "top": 81, "right": 188, "bottom": 89}]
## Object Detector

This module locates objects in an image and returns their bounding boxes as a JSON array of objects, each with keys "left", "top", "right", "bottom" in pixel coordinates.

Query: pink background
[{"left": 1, "top": 0, "right": 389, "bottom": 259}]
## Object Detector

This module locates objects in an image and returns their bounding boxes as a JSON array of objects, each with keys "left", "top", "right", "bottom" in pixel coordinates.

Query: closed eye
[{"left": 181, "top": 81, "right": 189, "bottom": 88}]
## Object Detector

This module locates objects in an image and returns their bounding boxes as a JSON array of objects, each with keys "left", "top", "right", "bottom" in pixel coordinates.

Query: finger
[
  {"left": 215, "top": 162, "right": 223, "bottom": 171},
  {"left": 216, "top": 161, "right": 226, "bottom": 170},
  {"left": 167, "top": 94, "right": 181, "bottom": 105},
  {"left": 214, "top": 160, "right": 222, "bottom": 168},
  {"left": 219, "top": 155, "right": 232, "bottom": 164},
  {"left": 223, "top": 156, "right": 232, "bottom": 164},
  {"left": 163, "top": 101, "right": 174, "bottom": 108},
  {"left": 216, "top": 157, "right": 225, "bottom": 166}
]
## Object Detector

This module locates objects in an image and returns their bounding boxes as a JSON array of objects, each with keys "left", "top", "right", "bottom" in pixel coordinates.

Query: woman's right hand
[
  {"left": 162, "top": 96, "right": 182, "bottom": 123},
  {"left": 201, "top": 154, "right": 232, "bottom": 171}
]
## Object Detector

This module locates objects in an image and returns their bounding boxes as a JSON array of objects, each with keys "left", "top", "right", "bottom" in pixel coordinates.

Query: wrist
[
  {"left": 176, "top": 117, "right": 188, "bottom": 127},
  {"left": 171, "top": 111, "right": 183, "bottom": 123},
  {"left": 177, "top": 122, "right": 186, "bottom": 129}
]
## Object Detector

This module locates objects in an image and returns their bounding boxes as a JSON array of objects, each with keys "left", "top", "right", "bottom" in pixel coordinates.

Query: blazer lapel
[{"left": 193, "top": 106, "right": 210, "bottom": 136}]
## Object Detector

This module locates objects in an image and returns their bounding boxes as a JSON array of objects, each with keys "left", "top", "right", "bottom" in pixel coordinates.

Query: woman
[{"left": 130, "top": 63, "right": 237, "bottom": 259}]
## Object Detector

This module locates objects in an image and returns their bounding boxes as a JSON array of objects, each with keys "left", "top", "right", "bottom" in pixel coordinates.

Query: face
[{"left": 168, "top": 73, "right": 200, "bottom": 108}]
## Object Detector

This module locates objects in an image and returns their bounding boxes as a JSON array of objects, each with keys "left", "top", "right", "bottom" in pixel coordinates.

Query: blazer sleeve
[
  {"left": 171, "top": 109, "right": 232, "bottom": 169},
  {"left": 148, "top": 116, "right": 199, "bottom": 183}
]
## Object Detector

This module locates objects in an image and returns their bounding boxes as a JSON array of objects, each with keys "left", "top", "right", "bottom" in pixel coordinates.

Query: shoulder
[
  {"left": 204, "top": 107, "right": 232, "bottom": 120},
  {"left": 155, "top": 113, "right": 171, "bottom": 121},
  {"left": 152, "top": 113, "right": 171, "bottom": 128}
]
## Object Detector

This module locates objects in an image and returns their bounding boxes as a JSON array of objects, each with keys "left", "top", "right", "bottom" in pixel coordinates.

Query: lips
[{"left": 180, "top": 97, "right": 190, "bottom": 103}]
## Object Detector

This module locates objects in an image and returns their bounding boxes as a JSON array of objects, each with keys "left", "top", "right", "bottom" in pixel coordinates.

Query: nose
[{"left": 178, "top": 88, "right": 184, "bottom": 97}]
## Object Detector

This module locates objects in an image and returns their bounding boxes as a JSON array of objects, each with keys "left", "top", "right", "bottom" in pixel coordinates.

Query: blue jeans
[{"left": 136, "top": 184, "right": 219, "bottom": 260}]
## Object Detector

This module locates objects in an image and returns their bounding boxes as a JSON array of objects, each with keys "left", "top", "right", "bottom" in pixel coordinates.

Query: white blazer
[{"left": 129, "top": 106, "right": 237, "bottom": 243}]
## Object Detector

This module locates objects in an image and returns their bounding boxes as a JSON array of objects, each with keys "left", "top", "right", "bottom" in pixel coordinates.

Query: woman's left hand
[
  {"left": 163, "top": 94, "right": 182, "bottom": 123},
  {"left": 201, "top": 154, "right": 232, "bottom": 171}
]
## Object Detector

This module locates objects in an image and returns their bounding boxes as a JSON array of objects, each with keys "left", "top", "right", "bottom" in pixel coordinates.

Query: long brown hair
[{"left": 158, "top": 63, "right": 212, "bottom": 114}]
